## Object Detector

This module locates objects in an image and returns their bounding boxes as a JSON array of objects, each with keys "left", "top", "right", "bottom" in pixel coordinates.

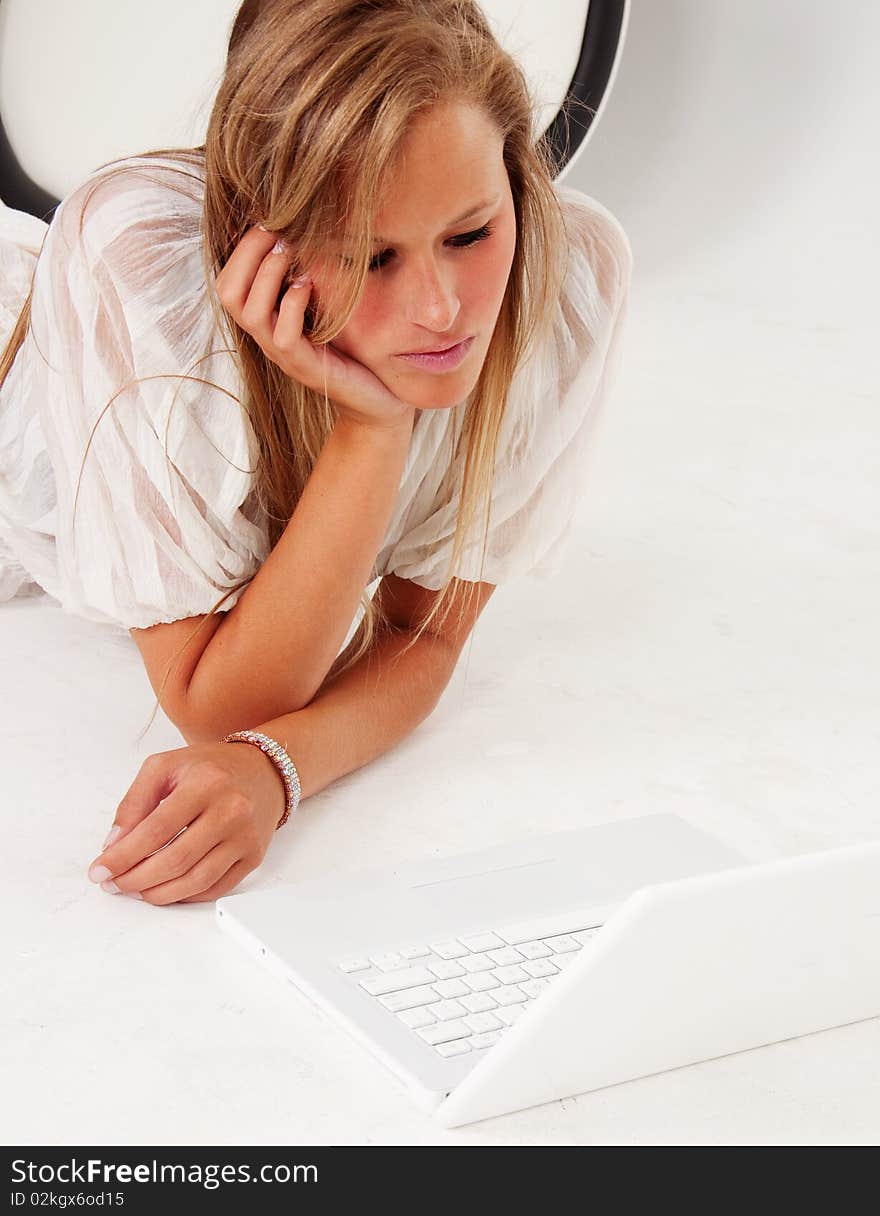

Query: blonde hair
[{"left": 0, "top": 0, "right": 574, "bottom": 741}]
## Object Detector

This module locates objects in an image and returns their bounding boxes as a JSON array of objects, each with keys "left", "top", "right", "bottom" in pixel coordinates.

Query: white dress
[{"left": 0, "top": 153, "right": 632, "bottom": 635}]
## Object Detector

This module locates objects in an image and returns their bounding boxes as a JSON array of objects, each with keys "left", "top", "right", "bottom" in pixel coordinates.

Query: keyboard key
[
  {"left": 417, "top": 1019, "right": 471, "bottom": 1045},
  {"left": 377, "top": 984, "right": 440, "bottom": 1012},
  {"left": 435, "top": 1039, "right": 471, "bottom": 1057},
  {"left": 486, "top": 946, "right": 526, "bottom": 966},
  {"left": 543, "top": 934, "right": 581, "bottom": 953},
  {"left": 468, "top": 1030, "right": 503, "bottom": 1049},
  {"left": 426, "top": 958, "right": 467, "bottom": 980},
  {"left": 457, "top": 931, "right": 506, "bottom": 952},
  {"left": 464, "top": 1011, "right": 504, "bottom": 1034},
  {"left": 396, "top": 1006, "right": 436, "bottom": 1029},
  {"left": 520, "top": 978, "right": 550, "bottom": 999},
  {"left": 552, "top": 952, "right": 577, "bottom": 970},
  {"left": 521, "top": 958, "right": 559, "bottom": 979},
  {"left": 517, "top": 941, "right": 553, "bottom": 960},
  {"left": 458, "top": 954, "right": 497, "bottom": 974},
  {"left": 428, "top": 940, "right": 471, "bottom": 960},
  {"left": 399, "top": 944, "right": 432, "bottom": 959},
  {"left": 337, "top": 957, "right": 372, "bottom": 973},
  {"left": 572, "top": 928, "right": 600, "bottom": 945},
  {"left": 459, "top": 992, "right": 498, "bottom": 1014},
  {"left": 359, "top": 966, "right": 437, "bottom": 996},
  {"left": 491, "top": 964, "right": 531, "bottom": 985},
  {"left": 433, "top": 978, "right": 470, "bottom": 1000},
  {"left": 368, "top": 951, "right": 409, "bottom": 971},
  {"left": 492, "top": 985, "right": 528, "bottom": 1006},
  {"left": 431, "top": 998, "right": 469, "bottom": 1020},
  {"left": 494, "top": 1005, "right": 527, "bottom": 1027},
  {"left": 463, "top": 973, "right": 499, "bottom": 994}
]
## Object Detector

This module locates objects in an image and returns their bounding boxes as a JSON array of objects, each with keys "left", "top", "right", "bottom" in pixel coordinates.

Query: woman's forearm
[
  {"left": 223, "top": 623, "right": 460, "bottom": 802},
  {"left": 184, "top": 413, "right": 415, "bottom": 736}
]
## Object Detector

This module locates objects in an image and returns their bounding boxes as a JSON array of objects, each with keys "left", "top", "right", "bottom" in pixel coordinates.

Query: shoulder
[
  {"left": 46, "top": 151, "right": 206, "bottom": 269},
  {"left": 556, "top": 184, "right": 632, "bottom": 355},
  {"left": 554, "top": 183, "right": 633, "bottom": 310},
  {"left": 539, "top": 185, "right": 633, "bottom": 394},
  {"left": 33, "top": 152, "right": 214, "bottom": 358}
]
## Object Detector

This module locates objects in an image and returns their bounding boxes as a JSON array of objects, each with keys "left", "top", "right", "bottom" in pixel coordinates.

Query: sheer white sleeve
[{"left": 23, "top": 161, "right": 268, "bottom": 630}]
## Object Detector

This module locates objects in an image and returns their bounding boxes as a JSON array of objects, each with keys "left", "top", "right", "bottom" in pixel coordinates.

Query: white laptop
[{"left": 215, "top": 813, "right": 880, "bottom": 1128}]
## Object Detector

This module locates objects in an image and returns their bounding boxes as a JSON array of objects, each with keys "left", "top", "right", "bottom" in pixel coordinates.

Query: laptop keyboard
[{"left": 334, "top": 908, "right": 606, "bottom": 1059}]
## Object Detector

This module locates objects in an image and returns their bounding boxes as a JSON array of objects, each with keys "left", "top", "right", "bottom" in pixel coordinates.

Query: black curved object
[
  {"left": 540, "top": 0, "right": 626, "bottom": 176},
  {"left": 0, "top": 112, "right": 60, "bottom": 223},
  {"left": 0, "top": 0, "right": 625, "bottom": 221}
]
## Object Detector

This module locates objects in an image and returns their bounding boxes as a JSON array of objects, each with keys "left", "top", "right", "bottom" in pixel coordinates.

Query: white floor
[{"left": 2, "top": 0, "right": 879, "bottom": 1144}]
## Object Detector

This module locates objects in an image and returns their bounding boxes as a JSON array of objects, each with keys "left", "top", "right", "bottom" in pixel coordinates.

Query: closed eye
[{"left": 345, "top": 223, "right": 494, "bottom": 273}]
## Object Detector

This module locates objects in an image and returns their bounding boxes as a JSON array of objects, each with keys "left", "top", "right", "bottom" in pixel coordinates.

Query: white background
[{"left": 1, "top": 0, "right": 878, "bottom": 1145}]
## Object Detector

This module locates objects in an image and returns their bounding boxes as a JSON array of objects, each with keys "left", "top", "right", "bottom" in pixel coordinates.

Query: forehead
[
  {"left": 365, "top": 194, "right": 502, "bottom": 244},
  {"left": 336, "top": 102, "right": 507, "bottom": 244}
]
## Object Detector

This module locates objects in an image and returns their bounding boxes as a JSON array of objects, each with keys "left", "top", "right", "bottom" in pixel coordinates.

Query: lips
[
  {"left": 400, "top": 337, "right": 468, "bottom": 355},
  {"left": 395, "top": 335, "right": 475, "bottom": 372}
]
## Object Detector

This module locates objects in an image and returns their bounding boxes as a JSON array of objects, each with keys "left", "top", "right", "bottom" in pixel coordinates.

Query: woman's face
[{"left": 309, "top": 99, "right": 518, "bottom": 412}]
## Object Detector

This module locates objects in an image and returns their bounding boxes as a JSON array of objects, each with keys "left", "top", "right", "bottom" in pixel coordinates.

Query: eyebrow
[{"left": 355, "top": 194, "right": 501, "bottom": 245}]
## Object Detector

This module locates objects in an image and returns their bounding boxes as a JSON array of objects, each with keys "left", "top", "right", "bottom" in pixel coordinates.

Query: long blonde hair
[{"left": 0, "top": 0, "right": 572, "bottom": 741}]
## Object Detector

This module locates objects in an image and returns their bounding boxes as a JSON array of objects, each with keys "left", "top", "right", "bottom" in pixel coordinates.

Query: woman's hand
[
  {"left": 86, "top": 741, "right": 289, "bottom": 906},
  {"left": 214, "top": 225, "right": 417, "bottom": 433}
]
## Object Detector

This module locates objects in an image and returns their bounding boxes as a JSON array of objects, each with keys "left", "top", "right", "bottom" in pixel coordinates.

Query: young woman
[{"left": 0, "top": 0, "right": 632, "bottom": 905}]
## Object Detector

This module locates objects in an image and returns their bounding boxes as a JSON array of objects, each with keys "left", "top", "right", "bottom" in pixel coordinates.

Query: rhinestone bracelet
[{"left": 220, "top": 729, "right": 302, "bottom": 830}]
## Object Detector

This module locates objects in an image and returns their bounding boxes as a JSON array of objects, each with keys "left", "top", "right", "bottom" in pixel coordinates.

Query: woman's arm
[
  {"left": 88, "top": 619, "right": 460, "bottom": 905},
  {"left": 182, "top": 619, "right": 460, "bottom": 800},
  {"left": 179, "top": 412, "right": 416, "bottom": 736},
  {"left": 88, "top": 582, "right": 493, "bottom": 906}
]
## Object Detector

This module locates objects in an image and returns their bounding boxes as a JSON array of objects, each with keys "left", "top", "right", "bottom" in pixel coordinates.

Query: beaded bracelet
[{"left": 220, "top": 729, "right": 302, "bottom": 830}]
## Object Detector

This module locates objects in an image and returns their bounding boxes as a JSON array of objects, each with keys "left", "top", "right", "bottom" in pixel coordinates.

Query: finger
[
  {"left": 140, "top": 842, "right": 247, "bottom": 907},
  {"left": 89, "top": 764, "right": 219, "bottom": 886},
  {"left": 177, "top": 856, "right": 254, "bottom": 904},
  {"left": 239, "top": 240, "right": 299, "bottom": 339},
  {"left": 214, "top": 225, "right": 281, "bottom": 312},
  {"left": 88, "top": 751, "right": 182, "bottom": 881},
  {"left": 269, "top": 272, "right": 317, "bottom": 358},
  {"left": 107, "top": 801, "right": 224, "bottom": 897}
]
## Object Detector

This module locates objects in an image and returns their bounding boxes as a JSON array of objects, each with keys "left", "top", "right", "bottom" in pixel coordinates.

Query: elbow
[
  {"left": 160, "top": 681, "right": 225, "bottom": 747},
  {"left": 172, "top": 685, "right": 312, "bottom": 747},
  {"left": 176, "top": 717, "right": 219, "bottom": 747},
  {"left": 171, "top": 704, "right": 245, "bottom": 747},
  {"left": 175, "top": 619, "right": 337, "bottom": 741},
  {"left": 163, "top": 694, "right": 215, "bottom": 747}
]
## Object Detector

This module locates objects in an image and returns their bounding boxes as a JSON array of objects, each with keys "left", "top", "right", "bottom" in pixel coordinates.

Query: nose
[{"left": 401, "top": 255, "right": 461, "bottom": 334}]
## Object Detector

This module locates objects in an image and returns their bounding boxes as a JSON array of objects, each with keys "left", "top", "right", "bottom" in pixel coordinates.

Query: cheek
[
  {"left": 307, "top": 257, "right": 378, "bottom": 361},
  {"left": 468, "top": 222, "right": 517, "bottom": 316},
  {"left": 320, "top": 228, "right": 516, "bottom": 358},
  {"left": 471, "top": 243, "right": 513, "bottom": 314},
  {"left": 329, "top": 296, "right": 383, "bottom": 363},
  {"left": 483, "top": 211, "right": 520, "bottom": 291}
]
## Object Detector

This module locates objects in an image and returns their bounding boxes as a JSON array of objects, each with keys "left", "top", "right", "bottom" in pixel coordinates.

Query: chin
[
  {"left": 413, "top": 393, "right": 467, "bottom": 412},
  {"left": 409, "top": 388, "right": 471, "bottom": 413},
  {"left": 392, "top": 365, "right": 484, "bottom": 412}
]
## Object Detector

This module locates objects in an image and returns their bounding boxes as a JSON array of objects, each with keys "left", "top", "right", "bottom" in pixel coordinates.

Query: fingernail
[
  {"left": 290, "top": 272, "right": 311, "bottom": 287},
  {"left": 100, "top": 878, "right": 121, "bottom": 894},
  {"left": 272, "top": 238, "right": 288, "bottom": 254},
  {"left": 88, "top": 863, "right": 112, "bottom": 883},
  {"left": 102, "top": 825, "right": 121, "bottom": 849},
  {"left": 129, "top": 891, "right": 144, "bottom": 901}
]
